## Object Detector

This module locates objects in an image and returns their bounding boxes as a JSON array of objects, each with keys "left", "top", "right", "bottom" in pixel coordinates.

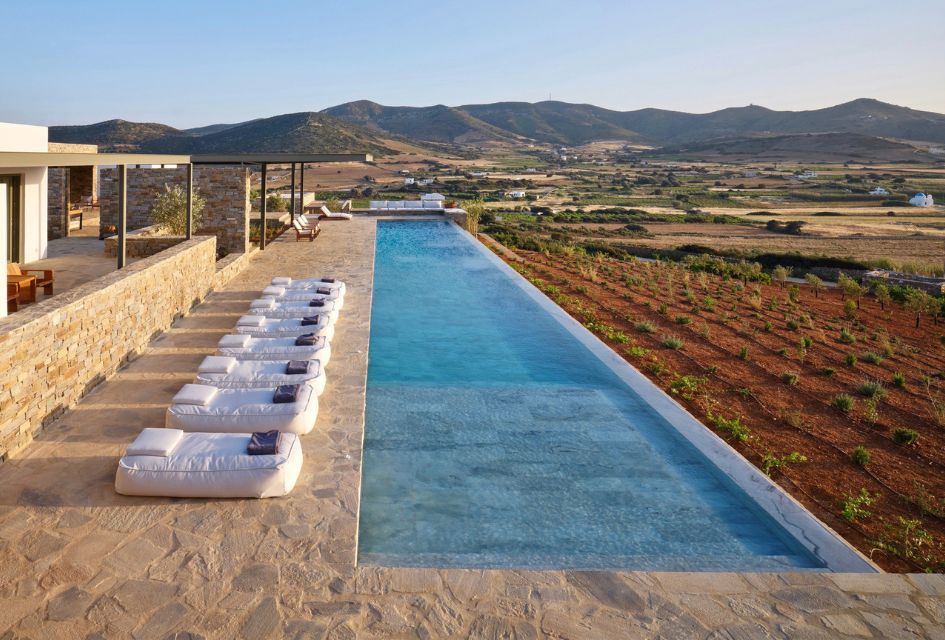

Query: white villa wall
[
  {"left": 0, "top": 122, "right": 47, "bottom": 152},
  {"left": 1, "top": 122, "right": 50, "bottom": 316}
]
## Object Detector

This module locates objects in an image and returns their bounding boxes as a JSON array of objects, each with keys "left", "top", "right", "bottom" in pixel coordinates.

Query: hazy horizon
[{"left": 3, "top": 0, "right": 943, "bottom": 128}]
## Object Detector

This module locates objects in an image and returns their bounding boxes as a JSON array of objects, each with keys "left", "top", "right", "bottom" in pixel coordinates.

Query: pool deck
[{"left": 0, "top": 217, "right": 943, "bottom": 638}]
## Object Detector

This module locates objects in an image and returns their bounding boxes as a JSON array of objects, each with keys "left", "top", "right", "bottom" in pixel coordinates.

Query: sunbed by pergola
[{"left": 0, "top": 151, "right": 372, "bottom": 268}]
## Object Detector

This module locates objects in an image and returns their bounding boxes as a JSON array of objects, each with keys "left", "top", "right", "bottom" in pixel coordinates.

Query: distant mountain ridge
[{"left": 49, "top": 98, "right": 945, "bottom": 157}]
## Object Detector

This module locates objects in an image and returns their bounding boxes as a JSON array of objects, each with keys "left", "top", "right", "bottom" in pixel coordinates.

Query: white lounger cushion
[
  {"left": 270, "top": 278, "right": 346, "bottom": 296},
  {"left": 219, "top": 334, "right": 252, "bottom": 348},
  {"left": 115, "top": 432, "right": 302, "bottom": 498},
  {"left": 195, "top": 359, "right": 327, "bottom": 396},
  {"left": 126, "top": 428, "right": 184, "bottom": 457},
  {"left": 236, "top": 315, "right": 266, "bottom": 327},
  {"left": 261, "top": 288, "right": 344, "bottom": 310},
  {"left": 173, "top": 384, "right": 218, "bottom": 406},
  {"left": 235, "top": 317, "right": 335, "bottom": 342},
  {"left": 198, "top": 356, "right": 237, "bottom": 374},
  {"left": 262, "top": 285, "right": 286, "bottom": 297},
  {"left": 166, "top": 385, "right": 318, "bottom": 434},
  {"left": 247, "top": 299, "right": 340, "bottom": 321},
  {"left": 217, "top": 335, "right": 331, "bottom": 364}
]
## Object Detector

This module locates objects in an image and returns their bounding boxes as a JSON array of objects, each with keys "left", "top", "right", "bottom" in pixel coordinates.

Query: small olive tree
[
  {"left": 151, "top": 183, "right": 206, "bottom": 235},
  {"left": 804, "top": 273, "right": 825, "bottom": 298}
]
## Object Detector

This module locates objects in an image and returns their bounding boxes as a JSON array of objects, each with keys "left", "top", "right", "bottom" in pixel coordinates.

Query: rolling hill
[
  {"left": 322, "top": 100, "right": 515, "bottom": 144},
  {"left": 49, "top": 99, "right": 945, "bottom": 160},
  {"left": 648, "top": 132, "right": 937, "bottom": 163},
  {"left": 142, "top": 112, "right": 397, "bottom": 156}
]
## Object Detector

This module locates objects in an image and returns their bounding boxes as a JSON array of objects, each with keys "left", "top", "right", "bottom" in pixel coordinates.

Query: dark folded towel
[
  {"left": 285, "top": 360, "right": 310, "bottom": 375},
  {"left": 248, "top": 430, "right": 281, "bottom": 455},
  {"left": 309, "top": 298, "right": 326, "bottom": 307},
  {"left": 273, "top": 384, "right": 301, "bottom": 404},
  {"left": 315, "top": 287, "right": 331, "bottom": 295},
  {"left": 295, "top": 333, "right": 318, "bottom": 346},
  {"left": 321, "top": 278, "right": 336, "bottom": 283},
  {"left": 301, "top": 315, "right": 321, "bottom": 326}
]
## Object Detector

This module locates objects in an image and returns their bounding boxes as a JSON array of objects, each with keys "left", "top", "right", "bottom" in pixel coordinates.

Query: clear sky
[{"left": 3, "top": 0, "right": 943, "bottom": 128}]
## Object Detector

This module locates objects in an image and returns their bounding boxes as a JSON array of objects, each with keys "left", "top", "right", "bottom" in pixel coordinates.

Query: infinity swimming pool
[{"left": 359, "top": 220, "right": 846, "bottom": 571}]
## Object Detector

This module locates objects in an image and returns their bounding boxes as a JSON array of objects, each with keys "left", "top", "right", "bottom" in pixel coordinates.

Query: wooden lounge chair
[
  {"left": 8, "top": 263, "right": 54, "bottom": 297},
  {"left": 316, "top": 204, "right": 353, "bottom": 220},
  {"left": 292, "top": 219, "right": 320, "bottom": 242},
  {"left": 6, "top": 282, "right": 19, "bottom": 312}
]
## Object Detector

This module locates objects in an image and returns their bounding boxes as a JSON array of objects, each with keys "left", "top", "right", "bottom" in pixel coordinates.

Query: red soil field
[{"left": 487, "top": 239, "right": 945, "bottom": 572}]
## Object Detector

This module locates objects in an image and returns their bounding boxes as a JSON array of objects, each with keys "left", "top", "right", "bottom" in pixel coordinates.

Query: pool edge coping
[{"left": 443, "top": 219, "right": 879, "bottom": 574}]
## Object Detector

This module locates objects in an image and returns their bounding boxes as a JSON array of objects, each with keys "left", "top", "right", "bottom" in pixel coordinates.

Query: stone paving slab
[{"left": 0, "top": 217, "right": 942, "bottom": 638}]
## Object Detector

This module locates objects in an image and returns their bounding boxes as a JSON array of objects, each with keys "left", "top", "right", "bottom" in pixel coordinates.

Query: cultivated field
[{"left": 483, "top": 233, "right": 945, "bottom": 573}]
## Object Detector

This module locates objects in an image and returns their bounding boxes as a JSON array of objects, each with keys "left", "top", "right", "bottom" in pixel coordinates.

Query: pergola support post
[
  {"left": 290, "top": 162, "right": 296, "bottom": 223},
  {"left": 117, "top": 164, "right": 127, "bottom": 269},
  {"left": 185, "top": 163, "right": 193, "bottom": 240},
  {"left": 260, "top": 163, "right": 267, "bottom": 250},
  {"left": 299, "top": 163, "right": 305, "bottom": 218}
]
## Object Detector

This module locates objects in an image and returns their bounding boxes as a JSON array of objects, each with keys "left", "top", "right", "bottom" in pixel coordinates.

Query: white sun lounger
[
  {"left": 235, "top": 315, "right": 335, "bottom": 341},
  {"left": 314, "top": 205, "right": 352, "bottom": 220},
  {"left": 216, "top": 334, "right": 332, "bottom": 364},
  {"left": 248, "top": 297, "right": 340, "bottom": 322},
  {"left": 115, "top": 428, "right": 302, "bottom": 498},
  {"left": 166, "top": 384, "right": 318, "bottom": 435},
  {"left": 269, "top": 277, "right": 346, "bottom": 296},
  {"left": 259, "top": 287, "right": 344, "bottom": 309},
  {"left": 194, "top": 356, "right": 327, "bottom": 396}
]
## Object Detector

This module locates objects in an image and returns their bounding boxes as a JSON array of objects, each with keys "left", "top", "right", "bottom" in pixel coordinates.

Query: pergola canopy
[{"left": 0, "top": 151, "right": 372, "bottom": 168}]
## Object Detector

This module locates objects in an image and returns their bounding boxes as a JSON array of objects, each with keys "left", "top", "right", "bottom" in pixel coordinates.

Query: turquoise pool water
[{"left": 359, "top": 220, "right": 822, "bottom": 571}]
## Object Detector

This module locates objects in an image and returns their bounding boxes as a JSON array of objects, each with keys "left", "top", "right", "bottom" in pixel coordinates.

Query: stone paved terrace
[{"left": 0, "top": 217, "right": 943, "bottom": 639}]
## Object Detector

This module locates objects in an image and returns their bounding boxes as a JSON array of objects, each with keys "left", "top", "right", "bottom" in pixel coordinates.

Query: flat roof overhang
[
  {"left": 190, "top": 153, "right": 373, "bottom": 165},
  {"left": 0, "top": 152, "right": 191, "bottom": 168},
  {"left": 0, "top": 151, "right": 372, "bottom": 169}
]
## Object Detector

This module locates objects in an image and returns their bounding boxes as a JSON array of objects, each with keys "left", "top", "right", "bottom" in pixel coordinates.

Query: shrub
[
  {"left": 738, "top": 345, "right": 749, "bottom": 360},
  {"left": 669, "top": 375, "right": 706, "bottom": 400},
  {"left": 892, "top": 428, "right": 918, "bottom": 445},
  {"left": 845, "top": 353, "right": 858, "bottom": 367},
  {"left": 626, "top": 345, "right": 650, "bottom": 358},
  {"left": 658, "top": 303, "right": 668, "bottom": 315},
  {"left": 763, "top": 321, "right": 772, "bottom": 332},
  {"left": 820, "top": 367, "right": 836, "bottom": 376},
  {"left": 851, "top": 445, "right": 871, "bottom": 466},
  {"left": 843, "top": 300, "right": 858, "bottom": 320},
  {"left": 635, "top": 321, "right": 656, "bottom": 333},
  {"left": 662, "top": 335, "right": 684, "bottom": 350},
  {"left": 675, "top": 315, "right": 692, "bottom": 325},
  {"left": 857, "top": 380, "right": 886, "bottom": 400},
  {"left": 833, "top": 394, "right": 856, "bottom": 413},
  {"left": 799, "top": 336, "right": 813, "bottom": 349},
  {"left": 841, "top": 488, "right": 875, "bottom": 522},
  {"left": 151, "top": 183, "right": 206, "bottom": 235},
  {"left": 840, "top": 328, "right": 856, "bottom": 344},
  {"left": 786, "top": 318, "right": 800, "bottom": 331},
  {"left": 788, "top": 284, "right": 800, "bottom": 303},
  {"left": 708, "top": 411, "right": 751, "bottom": 441},
  {"left": 892, "top": 372, "right": 906, "bottom": 388},
  {"left": 761, "top": 451, "right": 807, "bottom": 476},
  {"left": 861, "top": 352, "right": 884, "bottom": 364},
  {"left": 782, "top": 371, "right": 800, "bottom": 385}
]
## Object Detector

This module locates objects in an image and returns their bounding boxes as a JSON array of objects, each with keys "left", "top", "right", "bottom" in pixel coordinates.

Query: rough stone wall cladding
[
  {"left": 69, "top": 166, "right": 96, "bottom": 204},
  {"left": 47, "top": 168, "right": 69, "bottom": 240},
  {"left": 47, "top": 143, "right": 97, "bottom": 153},
  {"left": 103, "top": 235, "right": 187, "bottom": 259},
  {"left": 0, "top": 237, "right": 217, "bottom": 460},
  {"left": 100, "top": 166, "right": 250, "bottom": 253}
]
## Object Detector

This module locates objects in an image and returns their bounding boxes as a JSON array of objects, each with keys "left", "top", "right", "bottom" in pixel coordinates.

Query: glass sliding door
[{"left": 1, "top": 175, "right": 22, "bottom": 263}]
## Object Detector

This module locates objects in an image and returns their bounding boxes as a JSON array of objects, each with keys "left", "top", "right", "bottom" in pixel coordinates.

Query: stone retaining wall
[
  {"left": 102, "top": 224, "right": 188, "bottom": 259},
  {"left": 100, "top": 165, "right": 250, "bottom": 254},
  {"left": 0, "top": 237, "right": 219, "bottom": 460}
]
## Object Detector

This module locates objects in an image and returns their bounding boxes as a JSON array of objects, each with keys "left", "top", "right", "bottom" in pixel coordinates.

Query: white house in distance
[
  {"left": 506, "top": 190, "right": 527, "bottom": 199},
  {"left": 797, "top": 170, "right": 818, "bottom": 179},
  {"left": 870, "top": 187, "right": 889, "bottom": 196},
  {"left": 417, "top": 178, "right": 434, "bottom": 186},
  {"left": 1, "top": 122, "right": 49, "bottom": 269},
  {"left": 404, "top": 177, "right": 415, "bottom": 186},
  {"left": 910, "top": 192, "right": 935, "bottom": 207}
]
